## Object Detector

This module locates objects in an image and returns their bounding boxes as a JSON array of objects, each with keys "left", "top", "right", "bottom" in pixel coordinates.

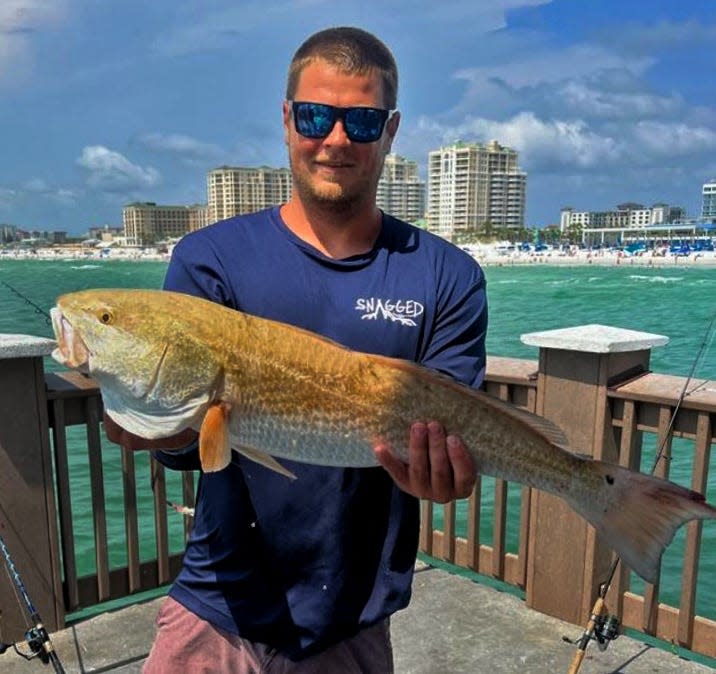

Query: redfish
[{"left": 50, "top": 288, "right": 716, "bottom": 584}]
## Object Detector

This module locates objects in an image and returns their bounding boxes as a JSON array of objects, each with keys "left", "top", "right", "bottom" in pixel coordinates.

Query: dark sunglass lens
[
  {"left": 293, "top": 103, "right": 389, "bottom": 142},
  {"left": 295, "top": 103, "right": 334, "bottom": 138},
  {"left": 344, "top": 108, "right": 386, "bottom": 142}
]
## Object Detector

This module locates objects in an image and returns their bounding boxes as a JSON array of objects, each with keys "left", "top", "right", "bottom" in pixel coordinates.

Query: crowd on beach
[
  {"left": 2, "top": 240, "right": 716, "bottom": 267},
  {"left": 461, "top": 242, "right": 716, "bottom": 267}
]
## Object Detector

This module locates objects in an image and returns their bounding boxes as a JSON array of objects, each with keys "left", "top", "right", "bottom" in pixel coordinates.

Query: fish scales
[
  {"left": 224, "top": 313, "right": 576, "bottom": 488},
  {"left": 50, "top": 288, "right": 716, "bottom": 584}
]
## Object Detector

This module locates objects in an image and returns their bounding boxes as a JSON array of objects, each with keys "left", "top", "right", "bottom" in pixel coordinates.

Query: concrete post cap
[
  {"left": 0, "top": 334, "right": 57, "bottom": 359},
  {"left": 520, "top": 324, "right": 669, "bottom": 354}
]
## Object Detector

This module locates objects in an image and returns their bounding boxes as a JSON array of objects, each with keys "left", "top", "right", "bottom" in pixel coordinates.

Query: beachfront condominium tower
[
  {"left": 376, "top": 154, "right": 426, "bottom": 224},
  {"left": 122, "top": 203, "right": 208, "bottom": 246},
  {"left": 703, "top": 179, "right": 716, "bottom": 220},
  {"left": 207, "top": 166, "right": 292, "bottom": 224},
  {"left": 426, "top": 140, "right": 526, "bottom": 238}
]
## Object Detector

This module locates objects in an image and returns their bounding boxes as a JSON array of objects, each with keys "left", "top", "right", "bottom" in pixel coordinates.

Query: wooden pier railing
[
  {"left": 0, "top": 325, "right": 714, "bottom": 660},
  {"left": 45, "top": 370, "right": 194, "bottom": 609}
]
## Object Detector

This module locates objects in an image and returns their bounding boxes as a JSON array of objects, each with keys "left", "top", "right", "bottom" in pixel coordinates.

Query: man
[{"left": 107, "top": 26, "right": 487, "bottom": 673}]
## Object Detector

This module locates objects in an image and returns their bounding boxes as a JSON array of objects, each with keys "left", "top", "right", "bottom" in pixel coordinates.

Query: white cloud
[
  {"left": 415, "top": 111, "right": 622, "bottom": 170},
  {"left": 137, "top": 132, "right": 223, "bottom": 162},
  {"left": 391, "top": 0, "right": 551, "bottom": 28},
  {"left": 22, "top": 177, "right": 49, "bottom": 191},
  {"left": 0, "top": 187, "right": 18, "bottom": 207},
  {"left": 22, "top": 177, "right": 77, "bottom": 203},
  {"left": 151, "top": 1, "right": 277, "bottom": 57},
  {"left": 633, "top": 121, "right": 716, "bottom": 156},
  {"left": 444, "top": 44, "right": 657, "bottom": 126},
  {"left": 153, "top": 0, "right": 553, "bottom": 57},
  {"left": 0, "top": 1, "right": 67, "bottom": 84},
  {"left": 604, "top": 19, "right": 716, "bottom": 54},
  {"left": 454, "top": 44, "right": 652, "bottom": 92},
  {"left": 558, "top": 80, "right": 683, "bottom": 120},
  {"left": 77, "top": 146, "right": 160, "bottom": 192}
]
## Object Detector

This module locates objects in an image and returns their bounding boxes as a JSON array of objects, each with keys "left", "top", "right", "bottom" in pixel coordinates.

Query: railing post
[
  {"left": 0, "top": 334, "right": 64, "bottom": 641},
  {"left": 520, "top": 324, "right": 668, "bottom": 625}
]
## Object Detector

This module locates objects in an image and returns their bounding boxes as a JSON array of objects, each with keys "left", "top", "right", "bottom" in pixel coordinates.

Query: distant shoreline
[
  {"left": 2, "top": 248, "right": 716, "bottom": 268},
  {"left": 472, "top": 251, "right": 716, "bottom": 268}
]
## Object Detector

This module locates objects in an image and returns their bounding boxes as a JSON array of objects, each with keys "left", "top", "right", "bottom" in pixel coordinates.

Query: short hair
[{"left": 286, "top": 26, "right": 398, "bottom": 109}]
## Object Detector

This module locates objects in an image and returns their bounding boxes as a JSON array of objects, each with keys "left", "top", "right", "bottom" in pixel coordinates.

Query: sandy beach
[
  {"left": 2, "top": 243, "right": 715, "bottom": 268},
  {"left": 460, "top": 244, "right": 716, "bottom": 268}
]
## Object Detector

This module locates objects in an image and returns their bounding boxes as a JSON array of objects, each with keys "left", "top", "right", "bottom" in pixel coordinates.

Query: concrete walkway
[{"left": 2, "top": 564, "right": 713, "bottom": 673}]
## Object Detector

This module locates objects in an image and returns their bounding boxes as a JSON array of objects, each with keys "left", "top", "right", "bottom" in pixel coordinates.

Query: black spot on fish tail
[{"left": 568, "top": 461, "right": 716, "bottom": 584}]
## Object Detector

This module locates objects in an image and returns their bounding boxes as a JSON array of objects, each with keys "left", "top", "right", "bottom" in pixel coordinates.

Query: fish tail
[{"left": 570, "top": 461, "right": 716, "bottom": 584}]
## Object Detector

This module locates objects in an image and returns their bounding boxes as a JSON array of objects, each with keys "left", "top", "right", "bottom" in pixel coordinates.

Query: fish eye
[{"left": 98, "top": 309, "right": 114, "bottom": 324}]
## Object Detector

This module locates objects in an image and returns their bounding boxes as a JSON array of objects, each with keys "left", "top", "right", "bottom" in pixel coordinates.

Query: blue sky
[{"left": 1, "top": 0, "right": 715, "bottom": 235}]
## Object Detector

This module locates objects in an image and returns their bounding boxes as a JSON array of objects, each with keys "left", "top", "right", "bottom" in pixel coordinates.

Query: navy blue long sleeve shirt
[{"left": 154, "top": 207, "right": 488, "bottom": 659}]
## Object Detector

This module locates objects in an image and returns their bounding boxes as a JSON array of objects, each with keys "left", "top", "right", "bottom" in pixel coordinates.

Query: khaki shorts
[{"left": 143, "top": 596, "right": 394, "bottom": 674}]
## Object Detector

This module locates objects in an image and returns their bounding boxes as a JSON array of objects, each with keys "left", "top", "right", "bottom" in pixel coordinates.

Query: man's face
[{"left": 283, "top": 60, "right": 399, "bottom": 213}]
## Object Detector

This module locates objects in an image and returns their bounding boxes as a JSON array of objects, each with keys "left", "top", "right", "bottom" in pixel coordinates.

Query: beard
[{"left": 288, "top": 152, "right": 377, "bottom": 215}]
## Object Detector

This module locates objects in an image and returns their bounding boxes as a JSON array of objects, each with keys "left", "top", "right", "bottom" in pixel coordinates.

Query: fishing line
[
  {"left": 148, "top": 451, "right": 197, "bottom": 518},
  {"left": 567, "top": 307, "right": 716, "bottom": 673},
  {"left": 650, "top": 308, "right": 716, "bottom": 475},
  {"left": 1, "top": 281, "right": 53, "bottom": 325}
]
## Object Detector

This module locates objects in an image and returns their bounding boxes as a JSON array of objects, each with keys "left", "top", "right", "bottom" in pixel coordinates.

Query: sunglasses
[{"left": 290, "top": 101, "right": 395, "bottom": 143}]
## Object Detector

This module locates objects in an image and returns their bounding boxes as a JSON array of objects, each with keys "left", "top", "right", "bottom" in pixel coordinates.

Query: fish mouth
[{"left": 50, "top": 307, "right": 90, "bottom": 371}]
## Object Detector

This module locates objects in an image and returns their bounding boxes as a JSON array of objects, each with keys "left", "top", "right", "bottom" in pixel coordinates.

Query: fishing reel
[
  {"left": 591, "top": 613, "right": 620, "bottom": 650},
  {"left": 563, "top": 611, "right": 620, "bottom": 653},
  {"left": 0, "top": 625, "right": 53, "bottom": 663}
]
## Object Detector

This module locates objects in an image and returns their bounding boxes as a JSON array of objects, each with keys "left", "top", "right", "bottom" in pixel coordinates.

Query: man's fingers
[
  {"left": 374, "top": 444, "right": 409, "bottom": 488},
  {"left": 446, "top": 435, "right": 477, "bottom": 499},
  {"left": 427, "top": 421, "right": 452, "bottom": 501},
  {"left": 407, "top": 422, "right": 430, "bottom": 492},
  {"left": 374, "top": 422, "right": 477, "bottom": 503}
]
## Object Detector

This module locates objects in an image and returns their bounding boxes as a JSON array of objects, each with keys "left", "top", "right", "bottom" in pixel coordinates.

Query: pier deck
[{"left": 3, "top": 563, "right": 713, "bottom": 674}]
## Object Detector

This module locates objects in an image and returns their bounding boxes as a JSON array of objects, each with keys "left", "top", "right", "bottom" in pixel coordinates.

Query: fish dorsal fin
[
  {"left": 480, "top": 394, "right": 570, "bottom": 447},
  {"left": 235, "top": 445, "right": 297, "bottom": 480},
  {"left": 366, "top": 352, "right": 571, "bottom": 448}
]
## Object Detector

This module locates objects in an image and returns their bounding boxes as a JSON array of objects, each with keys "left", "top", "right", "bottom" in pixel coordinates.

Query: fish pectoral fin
[
  {"left": 199, "top": 402, "right": 232, "bottom": 473},
  {"left": 235, "top": 445, "right": 297, "bottom": 480}
]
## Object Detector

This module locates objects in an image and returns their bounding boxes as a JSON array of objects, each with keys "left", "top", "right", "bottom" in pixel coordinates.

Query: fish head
[{"left": 51, "top": 289, "right": 223, "bottom": 438}]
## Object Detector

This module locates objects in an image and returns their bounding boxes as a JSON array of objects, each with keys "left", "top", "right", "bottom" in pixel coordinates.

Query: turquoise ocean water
[{"left": 1, "top": 258, "right": 714, "bottom": 617}]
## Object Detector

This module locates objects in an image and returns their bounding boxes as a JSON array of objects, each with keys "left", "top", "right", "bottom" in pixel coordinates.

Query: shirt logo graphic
[{"left": 354, "top": 298, "right": 424, "bottom": 327}]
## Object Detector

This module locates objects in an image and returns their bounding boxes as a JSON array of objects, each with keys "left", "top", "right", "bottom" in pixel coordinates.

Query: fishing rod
[
  {"left": 0, "top": 532, "right": 66, "bottom": 673},
  {"left": 0, "top": 282, "right": 63, "bottom": 670},
  {"left": 565, "top": 309, "right": 716, "bottom": 673}
]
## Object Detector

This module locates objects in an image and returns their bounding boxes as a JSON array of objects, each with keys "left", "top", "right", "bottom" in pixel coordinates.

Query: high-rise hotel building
[
  {"left": 207, "top": 166, "right": 292, "bottom": 224},
  {"left": 426, "top": 140, "right": 526, "bottom": 238},
  {"left": 376, "top": 154, "right": 426, "bottom": 223},
  {"left": 123, "top": 202, "right": 208, "bottom": 246},
  {"left": 703, "top": 179, "right": 716, "bottom": 220}
]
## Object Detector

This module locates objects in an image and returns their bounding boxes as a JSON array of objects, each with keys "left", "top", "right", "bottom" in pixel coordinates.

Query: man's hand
[
  {"left": 374, "top": 421, "right": 476, "bottom": 503},
  {"left": 103, "top": 412, "right": 198, "bottom": 451}
]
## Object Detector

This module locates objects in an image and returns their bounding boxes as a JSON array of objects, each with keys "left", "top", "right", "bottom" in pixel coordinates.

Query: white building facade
[
  {"left": 560, "top": 202, "right": 684, "bottom": 232},
  {"left": 703, "top": 179, "right": 716, "bottom": 219},
  {"left": 376, "top": 154, "right": 426, "bottom": 224},
  {"left": 122, "top": 203, "right": 208, "bottom": 246},
  {"left": 426, "top": 140, "right": 526, "bottom": 238},
  {"left": 207, "top": 166, "right": 292, "bottom": 224}
]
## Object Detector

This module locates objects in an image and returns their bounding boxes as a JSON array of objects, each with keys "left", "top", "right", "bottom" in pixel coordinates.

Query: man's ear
[
  {"left": 386, "top": 111, "right": 400, "bottom": 141},
  {"left": 384, "top": 111, "right": 400, "bottom": 152},
  {"left": 282, "top": 100, "right": 291, "bottom": 145}
]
